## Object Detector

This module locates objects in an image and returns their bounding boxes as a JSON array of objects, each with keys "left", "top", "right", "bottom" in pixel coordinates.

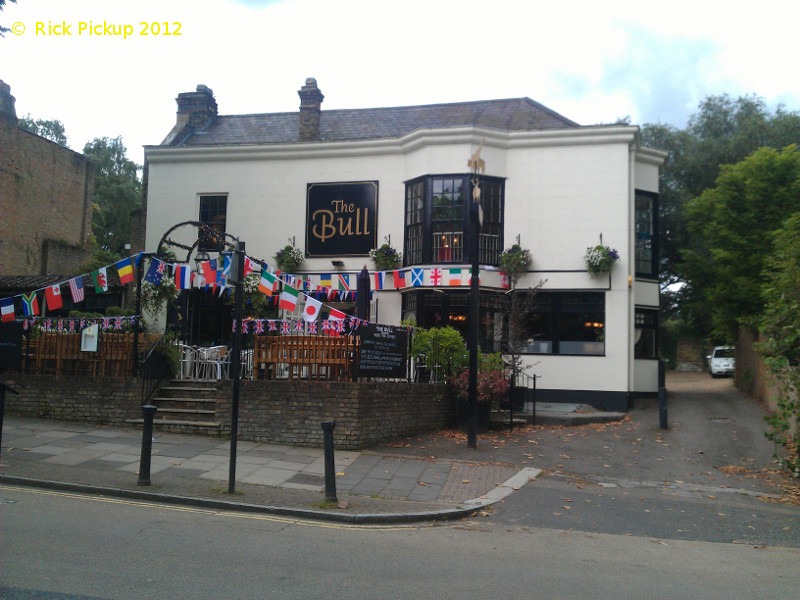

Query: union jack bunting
[
  {"left": 242, "top": 320, "right": 250, "bottom": 334},
  {"left": 307, "top": 321, "right": 317, "bottom": 334},
  {"left": 294, "top": 320, "right": 304, "bottom": 332},
  {"left": 253, "top": 320, "right": 265, "bottom": 334},
  {"left": 268, "top": 320, "right": 277, "bottom": 332},
  {"left": 280, "top": 321, "right": 291, "bottom": 334}
]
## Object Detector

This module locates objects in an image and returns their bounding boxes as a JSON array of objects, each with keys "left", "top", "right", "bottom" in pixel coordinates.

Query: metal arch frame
[{"left": 156, "top": 220, "right": 237, "bottom": 263}]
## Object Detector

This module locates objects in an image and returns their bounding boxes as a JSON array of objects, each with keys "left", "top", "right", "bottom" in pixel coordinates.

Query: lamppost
[
  {"left": 228, "top": 240, "right": 245, "bottom": 493},
  {"left": 467, "top": 143, "right": 485, "bottom": 449}
]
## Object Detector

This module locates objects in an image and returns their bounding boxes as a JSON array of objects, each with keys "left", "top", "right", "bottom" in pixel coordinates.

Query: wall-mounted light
[{"left": 331, "top": 260, "right": 345, "bottom": 268}]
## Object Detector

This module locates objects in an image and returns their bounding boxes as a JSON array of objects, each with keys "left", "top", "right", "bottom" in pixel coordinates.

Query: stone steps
[{"left": 129, "top": 379, "right": 223, "bottom": 434}]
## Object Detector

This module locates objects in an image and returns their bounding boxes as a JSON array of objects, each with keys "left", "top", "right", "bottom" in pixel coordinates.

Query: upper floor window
[
  {"left": 635, "top": 191, "right": 658, "bottom": 279},
  {"left": 198, "top": 194, "right": 227, "bottom": 251},
  {"left": 404, "top": 174, "right": 504, "bottom": 266}
]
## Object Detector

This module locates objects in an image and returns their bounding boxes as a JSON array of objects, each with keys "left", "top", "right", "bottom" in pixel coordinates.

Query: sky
[{"left": 2, "top": 0, "right": 800, "bottom": 165}]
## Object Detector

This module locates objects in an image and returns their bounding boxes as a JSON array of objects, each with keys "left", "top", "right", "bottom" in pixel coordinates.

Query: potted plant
[
  {"left": 369, "top": 243, "right": 402, "bottom": 270},
  {"left": 274, "top": 244, "right": 304, "bottom": 273},
  {"left": 499, "top": 243, "right": 532, "bottom": 288},
  {"left": 585, "top": 243, "right": 619, "bottom": 276},
  {"left": 450, "top": 352, "right": 510, "bottom": 433}
]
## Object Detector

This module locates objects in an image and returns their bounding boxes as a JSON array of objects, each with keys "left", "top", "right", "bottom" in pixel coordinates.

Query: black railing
[{"left": 140, "top": 333, "right": 175, "bottom": 404}]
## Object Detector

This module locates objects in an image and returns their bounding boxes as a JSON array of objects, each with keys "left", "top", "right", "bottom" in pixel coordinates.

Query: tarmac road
[{"left": 370, "top": 372, "right": 800, "bottom": 545}]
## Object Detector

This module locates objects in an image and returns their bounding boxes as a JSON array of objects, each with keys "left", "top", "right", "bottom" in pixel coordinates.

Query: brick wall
[
  {"left": 215, "top": 380, "right": 452, "bottom": 450},
  {"left": 1, "top": 374, "right": 141, "bottom": 423},
  {"left": 2, "top": 375, "right": 453, "bottom": 450},
  {"left": 0, "top": 117, "right": 94, "bottom": 276}
]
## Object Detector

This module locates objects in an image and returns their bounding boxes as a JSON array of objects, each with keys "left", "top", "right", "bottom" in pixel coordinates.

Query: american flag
[{"left": 69, "top": 277, "right": 85, "bottom": 303}]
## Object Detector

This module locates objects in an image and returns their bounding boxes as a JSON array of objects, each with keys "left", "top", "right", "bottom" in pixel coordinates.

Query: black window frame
[
  {"left": 198, "top": 194, "right": 228, "bottom": 252},
  {"left": 635, "top": 190, "right": 659, "bottom": 279},
  {"left": 404, "top": 174, "right": 505, "bottom": 267},
  {"left": 634, "top": 308, "right": 659, "bottom": 359},
  {"left": 518, "top": 291, "right": 606, "bottom": 356}
]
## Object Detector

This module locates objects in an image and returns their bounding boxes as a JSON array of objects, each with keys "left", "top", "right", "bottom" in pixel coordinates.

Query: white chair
[{"left": 177, "top": 344, "right": 197, "bottom": 380}]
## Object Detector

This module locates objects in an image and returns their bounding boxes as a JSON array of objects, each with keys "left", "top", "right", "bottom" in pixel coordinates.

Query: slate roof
[{"left": 172, "top": 97, "right": 580, "bottom": 147}]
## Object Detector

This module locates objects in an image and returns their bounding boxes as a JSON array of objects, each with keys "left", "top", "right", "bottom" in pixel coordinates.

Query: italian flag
[{"left": 279, "top": 283, "right": 299, "bottom": 311}]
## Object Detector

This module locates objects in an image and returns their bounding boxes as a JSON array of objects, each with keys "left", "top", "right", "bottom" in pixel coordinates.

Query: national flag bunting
[
  {"left": 22, "top": 292, "right": 39, "bottom": 317},
  {"left": 201, "top": 259, "right": 216, "bottom": 285},
  {"left": 45, "top": 284, "right": 63, "bottom": 310},
  {"left": 69, "top": 277, "right": 85, "bottom": 303},
  {"left": 116, "top": 258, "right": 135, "bottom": 285},
  {"left": 145, "top": 258, "right": 165, "bottom": 286},
  {"left": 279, "top": 283, "right": 299, "bottom": 311},
  {"left": 393, "top": 270, "right": 406, "bottom": 288},
  {"left": 328, "top": 308, "right": 346, "bottom": 321},
  {"left": 175, "top": 265, "right": 193, "bottom": 290},
  {"left": 319, "top": 274, "right": 332, "bottom": 288},
  {"left": 258, "top": 271, "right": 277, "bottom": 296},
  {"left": 411, "top": 268, "right": 424, "bottom": 287},
  {"left": 373, "top": 272, "right": 384, "bottom": 290},
  {"left": 430, "top": 268, "right": 443, "bottom": 286},
  {"left": 92, "top": 267, "right": 108, "bottom": 293},
  {"left": 243, "top": 256, "right": 260, "bottom": 278},
  {"left": 302, "top": 294, "right": 322, "bottom": 321},
  {"left": 0, "top": 297, "right": 15, "bottom": 322},
  {"left": 448, "top": 268, "right": 462, "bottom": 286}
]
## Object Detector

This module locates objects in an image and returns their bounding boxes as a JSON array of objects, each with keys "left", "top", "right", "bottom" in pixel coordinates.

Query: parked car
[{"left": 707, "top": 346, "right": 735, "bottom": 377}]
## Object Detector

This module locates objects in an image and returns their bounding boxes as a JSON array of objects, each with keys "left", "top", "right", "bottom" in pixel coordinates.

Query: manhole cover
[{"left": 710, "top": 417, "right": 733, "bottom": 424}]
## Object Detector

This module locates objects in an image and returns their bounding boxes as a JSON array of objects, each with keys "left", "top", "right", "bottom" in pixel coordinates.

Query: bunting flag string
[{"left": 0, "top": 248, "right": 506, "bottom": 324}]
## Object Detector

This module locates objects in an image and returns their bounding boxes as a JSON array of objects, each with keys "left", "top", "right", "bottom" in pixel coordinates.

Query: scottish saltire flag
[
  {"left": 411, "top": 268, "right": 424, "bottom": 287},
  {"left": 145, "top": 258, "right": 165, "bottom": 285},
  {"left": 337, "top": 274, "right": 350, "bottom": 291},
  {"left": 69, "top": 277, "right": 85, "bottom": 303},
  {"left": 222, "top": 254, "right": 231, "bottom": 279},
  {"left": 0, "top": 297, "right": 15, "bottom": 322},
  {"left": 174, "top": 265, "right": 193, "bottom": 290},
  {"left": 116, "top": 258, "right": 135, "bottom": 285},
  {"left": 22, "top": 292, "right": 39, "bottom": 317},
  {"left": 373, "top": 272, "right": 384, "bottom": 290}
]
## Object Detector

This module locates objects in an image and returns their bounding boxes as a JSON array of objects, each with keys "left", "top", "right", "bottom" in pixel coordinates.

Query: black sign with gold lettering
[{"left": 306, "top": 181, "right": 378, "bottom": 257}]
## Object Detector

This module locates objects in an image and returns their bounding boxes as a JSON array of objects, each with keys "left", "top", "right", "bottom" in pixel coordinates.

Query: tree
[
  {"left": 18, "top": 115, "right": 68, "bottom": 146},
  {"left": 83, "top": 136, "right": 142, "bottom": 257},
  {"left": 0, "top": 0, "right": 17, "bottom": 38},
  {"left": 682, "top": 145, "right": 800, "bottom": 341},
  {"left": 756, "top": 212, "right": 800, "bottom": 476}
]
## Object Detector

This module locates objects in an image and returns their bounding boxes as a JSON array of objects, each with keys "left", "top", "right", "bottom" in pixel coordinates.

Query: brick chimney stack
[
  {"left": 298, "top": 77, "right": 324, "bottom": 142},
  {"left": 0, "top": 80, "right": 17, "bottom": 123},
  {"left": 176, "top": 84, "right": 217, "bottom": 129}
]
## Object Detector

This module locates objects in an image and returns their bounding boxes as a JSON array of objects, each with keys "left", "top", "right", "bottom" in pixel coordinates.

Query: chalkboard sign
[
  {"left": 358, "top": 323, "right": 408, "bottom": 378},
  {"left": 0, "top": 322, "right": 23, "bottom": 370}
]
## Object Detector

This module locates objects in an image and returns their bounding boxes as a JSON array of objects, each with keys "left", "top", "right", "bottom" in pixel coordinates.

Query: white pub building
[{"left": 141, "top": 78, "right": 666, "bottom": 412}]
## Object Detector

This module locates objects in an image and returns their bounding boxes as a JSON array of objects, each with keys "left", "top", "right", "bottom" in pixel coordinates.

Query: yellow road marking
[{"left": 0, "top": 484, "right": 428, "bottom": 531}]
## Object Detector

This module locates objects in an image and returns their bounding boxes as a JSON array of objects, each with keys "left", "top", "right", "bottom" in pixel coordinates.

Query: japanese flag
[{"left": 302, "top": 295, "right": 322, "bottom": 322}]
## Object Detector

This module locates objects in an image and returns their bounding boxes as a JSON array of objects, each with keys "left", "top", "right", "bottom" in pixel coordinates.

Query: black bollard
[
  {"left": 658, "top": 359, "right": 668, "bottom": 430},
  {"left": 321, "top": 420, "right": 337, "bottom": 503},
  {"left": 138, "top": 405, "right": 158, "bottom": 486},
  {"left": 0, "top": 382, "right": 20, "bottom": 459}
]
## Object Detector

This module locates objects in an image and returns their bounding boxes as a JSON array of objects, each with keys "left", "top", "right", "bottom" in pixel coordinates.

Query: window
[
  {"left": 404, "top": 175, "right": 504, "bottom": 266},
  {"left": 635, "top": 309, "right": 658, "bottom": 359},
  {"left": 635, "top": 191, "right": 658, "bottom": 278},
  {"left": 198, "top": 195, "right": 227, "bottom": 251},
  {"left": 521, "top": 292, "right": 605, "bottom": 355}
]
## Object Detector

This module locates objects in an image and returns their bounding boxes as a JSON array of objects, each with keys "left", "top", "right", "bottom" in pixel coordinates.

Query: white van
[{"left": 708, "top": 346, "right": 735, "bottom": 377}]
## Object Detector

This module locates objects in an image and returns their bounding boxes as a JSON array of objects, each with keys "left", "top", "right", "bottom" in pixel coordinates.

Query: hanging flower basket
[
  {"left": 274, "top": 245, "right": 304, "bottom": 273},
  {"left": 585, "top": 244, "right": 619, "bottom": 276},
  {"left": 369, "top": 244, "right": 401, "bottom": 270},
  {"left": 498, "top": 243, "right": 532, "bottom": 288}
]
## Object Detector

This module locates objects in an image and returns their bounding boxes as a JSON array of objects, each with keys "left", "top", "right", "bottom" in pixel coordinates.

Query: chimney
[
  {"left": 298, "top": 77, "right": 324, "bottom": 142},
  {"left": 176, "top": 84, "right": 217, "bottom": 130},
  {"left": 0, "top": 80, "right": 17, "bottom": 123}
]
